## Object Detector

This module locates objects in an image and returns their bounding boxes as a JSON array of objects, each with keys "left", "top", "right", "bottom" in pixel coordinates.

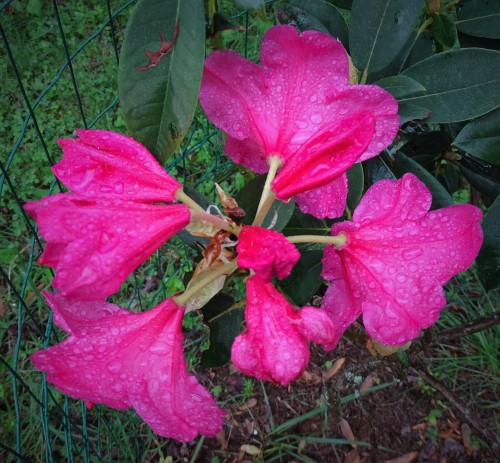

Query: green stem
[
  {"left": 189, "top": 210, "right": 237, "bottom": 234},
  {"left": 174, "top": 260, "right": 238, "bottom": 307},
  {"left": 288, "top": 233, "right": 347, "bottom": 247},
  {"left": 253, "top": 155, "right": 282, "bottom": 226},
  {"left": 176, "top": 188, "right": 205, "bottom": 213}
]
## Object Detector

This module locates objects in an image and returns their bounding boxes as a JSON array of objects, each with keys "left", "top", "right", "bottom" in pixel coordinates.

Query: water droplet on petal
[{"left": 402, "top": 247, "right": 423, "bottom": 260}]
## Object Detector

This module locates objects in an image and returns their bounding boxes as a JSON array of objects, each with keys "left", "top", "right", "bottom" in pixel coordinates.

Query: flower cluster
[{"left": 26, "top": 26, "right": 483, "bottom": 442}]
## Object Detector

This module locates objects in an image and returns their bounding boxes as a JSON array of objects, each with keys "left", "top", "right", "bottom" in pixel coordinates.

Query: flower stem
[
  {"left": 288, "top": 233, "right": 347, "bottom": 247},
  {"left": 174, "top": 260, "right": 238, "bottom": 307},
  {"left": 189, "top": 210, "right": 237, "bottom": 234},
  {"left": 253, "top": 156, "right": 282, "bottom": 227},
  {"left": 176, "top": 188, "right": 205, "bottom": 213}
]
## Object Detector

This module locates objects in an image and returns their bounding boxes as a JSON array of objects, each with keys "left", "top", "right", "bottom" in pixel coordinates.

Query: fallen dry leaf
[
  {"left": 323, "top": 357, "right": 346, "bottom": 380},
  {"left": 461, "top": 423, "right": 475, "bottom": 456},
  {"left": 215, "top": 429, "right": 227, "bottom": 449},
  {"left": 339, "top": 418, "right": 357, "bottom": 448},
  {"left": 240, "top": 444, "right": 261, "bottom": 456},
  {"left": 344, "top": 448, "right": 361, "bottom": 463},
  {"left": 383, "top": 451, "right": 418, "bottom": 463},
  {"left": 359, "top": 371, "right": 378, "bottom": 392}
]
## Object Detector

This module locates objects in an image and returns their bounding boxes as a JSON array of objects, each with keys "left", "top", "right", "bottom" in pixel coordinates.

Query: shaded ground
[{"left": 159, "top": 330, "right": 499, "bottom": 463}]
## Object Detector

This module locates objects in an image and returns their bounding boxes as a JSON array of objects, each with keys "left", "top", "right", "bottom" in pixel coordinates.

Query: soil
[{"left": 154, "top": 333, "right": 499, "bottom": 463}]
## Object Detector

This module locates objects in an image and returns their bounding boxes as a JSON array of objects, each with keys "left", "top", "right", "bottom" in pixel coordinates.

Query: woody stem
[
  {"left": 253, "top": 156, "right": 282, "bottom": 227},
  {"left": 174, "top": 260, "right": 238, "bottom": 307}
]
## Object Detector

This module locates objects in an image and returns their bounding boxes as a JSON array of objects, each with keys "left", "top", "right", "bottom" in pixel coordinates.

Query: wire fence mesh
[{"left": 0, "top": 1, "right": 236, "bottom": 460}]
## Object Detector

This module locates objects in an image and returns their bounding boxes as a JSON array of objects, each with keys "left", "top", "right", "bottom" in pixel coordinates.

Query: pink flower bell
[
  {"left": 321, "top": 173, "right": 483, "bottom": 347},
  {"left": 31, "top": 293, "right": 225, "bottom": 441},
  {"left": 231, "top": 276, "right": 336, "bottom": 385},
  {"left": 24, "top": 130, "right": 190, "bottom": 300},
  {"left": 237, "top": 225, "right": 300, "bottom": 280},
  {"left": 200, "top": 25, "right": 399, "bottom": 218}
]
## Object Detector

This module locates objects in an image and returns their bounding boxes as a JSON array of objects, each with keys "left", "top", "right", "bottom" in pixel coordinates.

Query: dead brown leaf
[
  {"left": 339, "top": 418, "right": 357, "bottom": 448},
  {"left": 215, "top": 429, "right": 227, "bottom": 449},
  {"left": 344, "top": 448, "right": 361, "bottom": 463},
  {"left": 359, "top": 371, "right": 378, "bottom": 392},
  {"left": 323, "top": 357, "right": 346, "bottom": 380},
  {"left": 461, "top": 423, "right": 475, "bottom": 455}
]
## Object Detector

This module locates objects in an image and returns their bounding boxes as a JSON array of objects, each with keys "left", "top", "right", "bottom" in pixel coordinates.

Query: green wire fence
[{"left": 0, "top": 1, "right": 239, "bottom": 460}]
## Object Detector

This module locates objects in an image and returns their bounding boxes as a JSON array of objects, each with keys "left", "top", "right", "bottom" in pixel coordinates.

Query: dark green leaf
[
  {"left": 454, "top": 107, "right": 500, "bottom": 166},
  {"left": 212, "top": 13, "right": 245, "bottom": 34},
  {"left": 402, "top": 32, "right": 434, "bottom": 70},
  {"left": 325, "top": 0, "right": 352, "bottom": 9},
  {"left": 236, "top": 175, "right": 295, "bottom": 231},
  {"left": 376, "top": 75, "right": 426, "bottom": 100},
  {"left": 477, "top": 194, "right": 500, "bottom": 290},
  {"left": 276, "top": 3, "right": 329, "bottom": 33},
  {"left": 433, "top": 13, "right": 458, "bottom": 48},
  {"left": 398, "top": 102, "right": 430, "bottom": 124},
  {"left": 393, "top": 151, "right": 453, "bottom": 209},
  {"left": 349, "top": 0, "right": 424, "bottom": 74},
  {"left": 118, "top": 0, "right": 205, "bottom": 162},
  {"left": 459, "top": 154, "right": 500, "bottom": 199},
  {"left": 401, "top": 49, "right": 500, "bottom": 123},
  {"left": 279, "top": 0, "right": 348, "bottom": 48},
  {"left": 201, "top": 293, "right": 243, "bottom": 367},
  {"left": 346, "top": 163, "right": 364, "bottom": 211},
  {"left": 456, "top": 0, "right": 500, "bottom": 40},
  {"left": 442, "top": 163, "right": 459, "bottom": 193},
  {"left": 363, "top": 156, "right": 397, "bottom": 186},
  {"left": 401, "top": 131, "right": 451, "bottom": 157},
  {"left": 283, "top": 208, "right": 329, "bottom": 236},
  {"left": 279, "top": 250, "right": 324, "bottom": 306}
]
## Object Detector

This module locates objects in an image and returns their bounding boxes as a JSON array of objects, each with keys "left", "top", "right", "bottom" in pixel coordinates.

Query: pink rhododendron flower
[
  {"left": 200, "top": 25, "right": 399, "bottom": 218},
  {"left": 54, "top": 130, "right": 182, "bottom": 202},
  {"left": 24, "top": 130, "right": 190, "bottom": 300},
  {"left": 237, "top": 225, "right": 300, "bottom": 280},
  {"left": 25, "top": 196, "right": 189, "bottom": 300},
  {"left": 232, "top": 276, "right": 336, "bottom": 385},
  {"left": 31, "top": 293, "right": 225, "bottom": 441},
  {"left": 321, "top": 173, "right": 483, "bottom": 347}
]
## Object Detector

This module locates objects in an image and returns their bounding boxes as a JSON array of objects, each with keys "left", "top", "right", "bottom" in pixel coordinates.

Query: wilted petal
[
  {"left": 31, "top": 296, "right": 225, "bottom": 441},
  {"left": 237, "top": 226, "right": 300, "bottom": 280},
  {"left": 25, "top": 194, "right": 190, "bottom": 300},
  {"left": 322, "top": 173, "right": 483, "bottom": 346},
  {"left": 295, "top": 174, "right": 348, "bottom": 219},
  {"left": 232, "top": 276, "right": 335, "bottom": 385},
  {"left": 54, "top": 130, "right": 182, "bottom": 202}
]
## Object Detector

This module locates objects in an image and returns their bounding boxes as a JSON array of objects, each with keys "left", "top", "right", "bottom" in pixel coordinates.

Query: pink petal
[
  {"left": 43, "top": 291, "right": 128, "bottom": 334},
  {"left": 324, "top": 85, "right": 400, "bottom": 162},
  {"left": 31, "top": 298, "right": 225, "bottom": 441},
  {"left": 200, "top": 25, "right": 350, "bottom": 171},
  {"left": 272, "top": 113, "right": 375, "bottom": 199},
  {"left": 25, "top": 194, "right": 190, "bottom": 300},
  {"left": 237, "top": 226, "right": 300, "bottom": 280},
  {"left": 295, "top": 174, "right": 348, "bottom": 219},
  {"left": 322, "top": 173, "right": 483, "bottom": 346},
  {"left": 294, "top": 306, "right": 336, "bottom": 345},
  {"left": 54, "top": 130, "right": 181, "bottom": 202},
  {"left": 232, "top": 276, "right": 310, "bottom": 385}
]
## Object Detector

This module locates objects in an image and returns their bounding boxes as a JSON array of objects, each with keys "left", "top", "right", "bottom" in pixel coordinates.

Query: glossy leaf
[
  {"left": 236, "top": 176, "right": 295, "bottom": 231},
  {"left": 477, "top": 195, "right": 500, "bottom": 290},
  {"left": 401, "top": 49, "right": 500, "bottom": 123},
  {"left": 118, "top": 0, "right": 205, "bottom": 162},
  {"left": 363, "top": 156, "right": 397, "bottom": 186},
  {"left": 376, "top": 75, "right": 426, "bottom": 100},
  {"left": 201, "top": 293, "right": 242, "bottom": 367},
  {"left": 346, "top": 163, "right": 364, "bottom": 211},
  {"left": 454, "top": 107, "right": 500, "bottom": 166},
  {"left": 276, "top": 0, "right": 348, "bottom": 48},
  {"left": 459, "top": 154, "right": 500, "bottom": 198},
  {"left": 433, "top": 13, "right": 457, "bottom": 48},
  {"left": 283, "top": 209, "right": 329, "bottom": 236},
  {"left": 456, "top": 0, "right": 500, "bottom": 40},
  {"left": 349, "top": 0, "right": 424, "bottom": 74},
  {"left": 393, "top": 151, "right": 453, "bottom": 209},
  {"left": 279, "top": 250, "right": 324, "bottom": 306}
]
